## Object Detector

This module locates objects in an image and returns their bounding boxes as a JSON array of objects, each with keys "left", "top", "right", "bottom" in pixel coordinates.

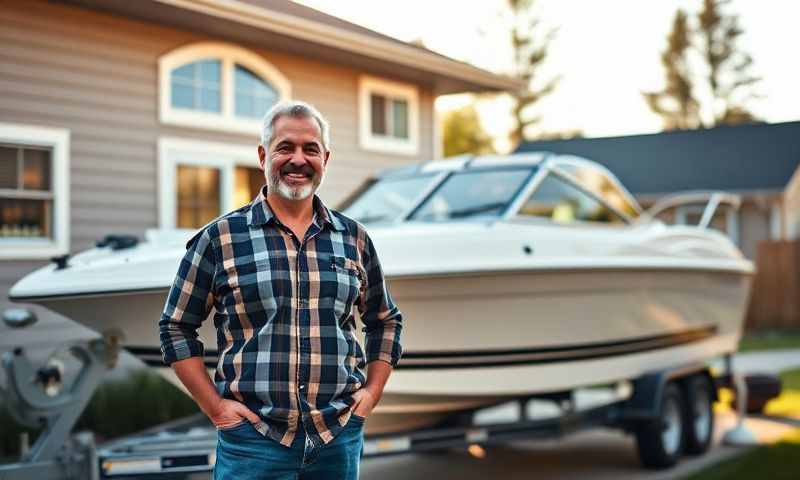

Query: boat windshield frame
[
  {"left": 548, "top": 156, "right": 643, "bottom": 216},
  {"left": 338, "top": 170, "right": 449, "bottom": 224},
  {"left": 339, "top": 153, "right": 641, "bottom": 226},
  {"left": 503, "top": 161, "right": 636, "bottom": 226},
  {"left": 405, "top": 165, "right": 539, "bottom": 223}
]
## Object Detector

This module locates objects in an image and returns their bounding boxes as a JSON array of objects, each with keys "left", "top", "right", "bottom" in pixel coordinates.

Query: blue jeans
[{"left": 214, "top": 415, "right": 365, "bottom": 480}]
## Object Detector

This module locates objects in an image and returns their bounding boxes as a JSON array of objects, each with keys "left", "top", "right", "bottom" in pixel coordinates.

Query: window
[
  {"left": 170, "top": 60, "right": 221, "bottom": 113},
  {"left": 234, "top": 65, "right": 279, "bottom": 119},
  {"left": 410, "top": 169, "right": 532, "bottom": 222},
  {"left": 518, "top": 173, "right": 626, "bottom": 224},
  {"left": 159, "top": 137, "right": 264, "bottom": 229},
  {"left": 176, "top": 165, "right": 221, "bottom": 229},
  {"left": 0, "top": 123, "right": 69, "bottom": 259},
  {"left": 159, "top": 42, "right": 290, "bottom": 134},
  {"left": 359, "top": 76, "right": 419, "bottom": 155}
]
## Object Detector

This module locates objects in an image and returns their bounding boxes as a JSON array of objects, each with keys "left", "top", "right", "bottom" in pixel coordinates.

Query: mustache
[{"left": 280, "top": 163, "right": 315, "bottom": 177}]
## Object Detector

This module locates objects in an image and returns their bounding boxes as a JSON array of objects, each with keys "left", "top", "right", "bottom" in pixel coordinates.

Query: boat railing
[{"left": 642, "top": 190, "right": 742, "bottom": 229}]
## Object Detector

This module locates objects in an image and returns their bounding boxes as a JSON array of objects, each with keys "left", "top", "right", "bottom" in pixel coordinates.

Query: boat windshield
[
  {"left": 409, "top": 168, "right": 534, "bottom": 222},
  {"left": 341, "top": 174, "right": 439, "bottom": 224}
]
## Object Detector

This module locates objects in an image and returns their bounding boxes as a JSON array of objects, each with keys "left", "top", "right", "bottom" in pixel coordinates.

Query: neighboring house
[
  {"left": 516, "top": 121, "right": 800, "bottom": 260},
  {"left": 0, "top": 0, "right": 518, "bottom": 361}
]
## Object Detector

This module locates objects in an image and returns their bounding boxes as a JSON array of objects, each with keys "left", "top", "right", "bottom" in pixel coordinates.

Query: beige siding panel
[
  {"left": 71, "top": 189, "right": 156, "bottom": 208},
  {"left": 72, "top": 172, "right": 154, "bottom": 191},
  {"left": 0, "top": 109, "right": 156, "bottom": 146},
  {"left": 0, "top": 32, "right": 155, "bottom": 81},
  {"left": 72, "top": 156, "right": 156, "bottom": 177},
  {"left": 0, "top": 76, "right": 155, "bottom": 115},
  {"left": 71, "top": 140, "right": 156, "bottom": 161},
  {"left": 0, "top": 2, "right": 172, "bottom": 55},
  {"left": 0, "top": 97, "right": 155, "bottom": 132},
  {"left": 0, "top": 56, "right": 154, "bottom": 98}
]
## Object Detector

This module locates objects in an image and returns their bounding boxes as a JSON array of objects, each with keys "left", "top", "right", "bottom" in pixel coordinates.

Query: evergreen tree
[
  {"left": 644, "top": 10, "right": 702, "bottom": 130},
  {"left": 645, "top": 0, "right": 761, "bottom": 129},
  {"left": 508, "top": 0, "right": 558, "bottom": 147},
  {"left": 697, "top": 0, "right": 760, "bottom": 125}
]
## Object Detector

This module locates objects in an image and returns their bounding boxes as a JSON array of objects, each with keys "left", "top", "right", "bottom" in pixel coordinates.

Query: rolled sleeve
[
  {"left": 358, "top": 233, "right": 403, "bottom": 367},
  {"left": 158, "top": 228, "right": 217, "bottom": 366}
]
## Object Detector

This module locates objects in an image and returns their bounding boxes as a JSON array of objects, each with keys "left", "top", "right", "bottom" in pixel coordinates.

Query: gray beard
[{"left": 267, "top": 163, "right": 325, "bottom": 201}]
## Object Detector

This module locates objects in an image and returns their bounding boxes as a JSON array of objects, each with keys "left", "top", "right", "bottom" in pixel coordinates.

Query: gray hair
[{"left": 260, "top": 100, "right": 330, "bottom": 151}]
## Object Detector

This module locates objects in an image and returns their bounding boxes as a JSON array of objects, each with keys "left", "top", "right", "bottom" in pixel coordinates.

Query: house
[
  {"left": 516, "top": 121, "right": 800, "bottom": 260},
  {"left": 0, "top": 0, "right": 518, "bottom": 359}
]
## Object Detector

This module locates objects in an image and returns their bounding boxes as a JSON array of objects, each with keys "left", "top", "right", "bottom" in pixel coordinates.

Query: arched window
[{"left": 159, "top": 42, "right": 290, "bottom": 134}]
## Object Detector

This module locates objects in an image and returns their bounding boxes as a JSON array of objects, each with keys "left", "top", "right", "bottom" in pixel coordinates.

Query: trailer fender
[{"left": 622, "top": 364, "right": 715, "bottom": 422}]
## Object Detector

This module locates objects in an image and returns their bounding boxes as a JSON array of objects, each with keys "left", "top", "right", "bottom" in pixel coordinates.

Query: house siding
[
  {"left": 0, "top": 1, "right": 434, "bottom": 355},
  {"left": 738, "top": 203, "right": 771, "bottom": 260},
  {"left": 784, "top": 166, "right": 800, "bottom": 240}
]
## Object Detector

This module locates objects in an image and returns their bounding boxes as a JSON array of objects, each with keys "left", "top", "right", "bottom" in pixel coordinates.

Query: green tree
[
  {"left": 645, "top": 0, "right": 761, "bottom": 130},
  {"left": 697, "top": 0, "right": 761, "bottom": 125},
  {"left": 644, "top": 10, "right": 702, "bottom": 130},
  {"left": 442, "top": 104, "right": 495, "bottom": 157},
  {"left": 508, "top": 0, "right": 558, "bottom": 147}
]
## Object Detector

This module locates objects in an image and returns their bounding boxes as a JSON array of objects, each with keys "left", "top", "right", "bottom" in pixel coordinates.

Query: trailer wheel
[
  {"left": 682, "top": 375, "right": 714, "bottom": 455},
  {"left": 635, "top": 382, "right": 685, "bottom": 469}
]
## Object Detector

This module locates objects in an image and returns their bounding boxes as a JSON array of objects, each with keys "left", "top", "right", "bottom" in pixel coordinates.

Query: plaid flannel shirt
[{"left": 159, "top": 187, "right": 402, "bottom": 447}]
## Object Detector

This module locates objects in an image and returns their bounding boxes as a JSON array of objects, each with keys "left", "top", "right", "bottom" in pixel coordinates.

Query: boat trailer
[{"left": 0, "top": 308, "right": 765, "bottom": 479}]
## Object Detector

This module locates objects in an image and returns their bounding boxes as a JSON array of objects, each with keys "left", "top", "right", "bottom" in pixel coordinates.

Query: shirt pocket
[
  {"left": 320, "top": 254, "right": 364, "bottom": 323},
  {"left": 217, "top": 258, "right": 280, "bottom": 322}
]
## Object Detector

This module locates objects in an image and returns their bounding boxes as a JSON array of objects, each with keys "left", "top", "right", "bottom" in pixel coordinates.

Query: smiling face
[{"left": 258, "top": 115, "right": 329, "bottom": 201}]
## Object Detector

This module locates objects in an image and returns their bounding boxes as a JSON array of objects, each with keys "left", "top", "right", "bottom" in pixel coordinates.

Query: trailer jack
[{"left": 0, "top": 308, "right": 122, "bottom": 480}]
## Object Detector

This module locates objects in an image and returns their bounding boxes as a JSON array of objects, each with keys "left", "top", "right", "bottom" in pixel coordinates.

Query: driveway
[
  {"left": 360, "top": 349, "right": 800, "bottom": 480},
  {"left": 361, "top": 411, "right": 797, "bottom": 480}
]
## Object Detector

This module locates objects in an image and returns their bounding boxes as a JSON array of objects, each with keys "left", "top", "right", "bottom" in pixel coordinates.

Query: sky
[{"left": 296, "top": 0, "right": 800, "bottom": 151}]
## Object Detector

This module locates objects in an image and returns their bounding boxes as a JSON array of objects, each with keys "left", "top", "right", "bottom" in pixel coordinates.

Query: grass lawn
[
  {"left": 685, "top": 429, "right": 800, "bottom": 480},
  {"left": 693, "top": 368, "right": 800, "bottom": 479},
  {"left": 738, "top": 330, "right": 800, "bottom": 352}
]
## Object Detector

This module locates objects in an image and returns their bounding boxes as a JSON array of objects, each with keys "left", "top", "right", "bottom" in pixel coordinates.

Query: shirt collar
[{"left": 247, "top": 185, "right": 345, "bottom": 232}]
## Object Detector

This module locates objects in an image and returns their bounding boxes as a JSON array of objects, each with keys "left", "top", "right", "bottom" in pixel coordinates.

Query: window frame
[
  {"left": 159, "top": 42, "right": 291, "bottom": 134},
  {"left": 158, "top": 137, "right": 262, "bottom": 229},
  {"left": 0, "top": 123, "right": 70, "bottom": 259},
  {"left": 358, "top": 75, "right": 419, "bottom": 156},
  {"left": 549, "top": 155, "right": 642, "bottom": 218}
]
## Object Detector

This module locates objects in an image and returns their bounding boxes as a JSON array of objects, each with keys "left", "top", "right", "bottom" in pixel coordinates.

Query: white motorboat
[{"left": 8, "top": 152, "right": 754, "bottom": 433}]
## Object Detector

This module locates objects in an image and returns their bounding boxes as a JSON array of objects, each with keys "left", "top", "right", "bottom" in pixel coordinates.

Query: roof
[
  {"left": 515, "top": 121, "right": 800, "bottom": 195},
  {"left": 60, "top": 0, "right": 522, "bottom": 94},
  {"left": 238, "top": 0, "right": 432, "bottom": 53}
]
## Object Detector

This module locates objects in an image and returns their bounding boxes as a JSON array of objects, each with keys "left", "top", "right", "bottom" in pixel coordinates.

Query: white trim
[
  {"left": 726, "top": 208, "right": 740, "bottom": 246},
  {"left": 0, "top": 123, "right": 70, "bottom": 260},
  {"left": 769, "top": 202, "right": 783, "bottom": 240},
  {"left": 158, "top": 137, "right": 261, "bottom": 228},
  {"left": 159, "top": 42, "right": 291, "bottom": 135},
  {"left": 358, "top": 75, "right": 419, "bottom": 156}
]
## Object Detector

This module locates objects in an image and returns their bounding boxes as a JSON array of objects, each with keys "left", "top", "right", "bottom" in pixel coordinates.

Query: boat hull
[{"left": 23, "top": 265, "right": 751, "bottom": 433}]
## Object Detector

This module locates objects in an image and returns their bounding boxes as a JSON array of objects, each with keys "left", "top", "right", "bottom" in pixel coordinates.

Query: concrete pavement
[{"left": 360, "top": 411, "right": 798, "bottom": 480}]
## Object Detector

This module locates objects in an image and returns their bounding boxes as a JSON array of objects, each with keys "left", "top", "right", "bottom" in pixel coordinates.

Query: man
[{"left": 159, "top": 100, "right": 403, "bottom": 479}]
